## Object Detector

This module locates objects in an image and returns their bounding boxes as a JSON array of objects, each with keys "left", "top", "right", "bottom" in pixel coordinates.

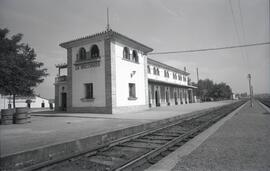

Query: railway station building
[{"left": 55, "top": 29, "right": 196, "bottom": 113}]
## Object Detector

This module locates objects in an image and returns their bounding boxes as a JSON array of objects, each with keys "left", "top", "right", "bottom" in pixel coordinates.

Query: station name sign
[{"left": 74, "top": 60, "right": 100, "bottom": 70}]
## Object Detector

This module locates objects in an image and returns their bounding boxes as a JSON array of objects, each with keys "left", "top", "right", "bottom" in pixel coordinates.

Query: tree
[
  {"left": 0, "top": 28, "right": 48, "bottom": 108},
  {"left": 196, "top": 79, "right": 232, "bottom": 101},
  {"left": 197, "top": 79, "right": 214, "bottom": 101},
  {"left": 212, "top": 82, "right": 232, "bottom": 100}
]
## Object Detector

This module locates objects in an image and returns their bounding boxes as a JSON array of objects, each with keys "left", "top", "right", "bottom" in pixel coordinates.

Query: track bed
[{"left": 37, "top": 100, "right": 246, "bottom": 171}]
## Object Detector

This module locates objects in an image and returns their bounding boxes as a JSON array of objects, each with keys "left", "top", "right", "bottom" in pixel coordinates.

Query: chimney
[{"left": 184, "top": 67, "right": 186, "bottom": 72}]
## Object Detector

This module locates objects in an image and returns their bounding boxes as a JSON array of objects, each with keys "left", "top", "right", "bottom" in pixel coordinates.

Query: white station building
[{"left": 55, "top": 29, "right": 196, "bottom": 113}]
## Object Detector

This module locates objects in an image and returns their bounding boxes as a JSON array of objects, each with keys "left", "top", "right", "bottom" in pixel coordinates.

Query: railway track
[{"left": 37, "top": 100, "right": 246, "bottom": 171}]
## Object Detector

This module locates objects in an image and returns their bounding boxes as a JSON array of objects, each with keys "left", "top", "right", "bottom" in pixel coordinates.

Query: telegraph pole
[
  {"left": 247, "top": 74, "right": 253, "bottom": 107},
  {"left": 196, "top": 67, "right": 199, "bottom": 83}
]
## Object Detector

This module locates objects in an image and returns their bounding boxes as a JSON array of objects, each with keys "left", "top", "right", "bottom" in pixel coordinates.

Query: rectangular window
[
  {"left": 85, "top": 83, "right": 93, "bottom": 99},
  {"left": 129, "top": 83, "right": 136, "bottom": 98},
  {"left": 173, "top": 73, "right": 177, "bottom": 79},
  {"left": 179, "top": 75, "right": 182, "bottom": 81},
  {"left": 164, "top": 70, "right": 169, "bottom": 78}
]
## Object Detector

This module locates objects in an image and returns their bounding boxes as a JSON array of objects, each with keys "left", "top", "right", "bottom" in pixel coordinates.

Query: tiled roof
[
  {"left": 60, "top": 29, "right": 153, "bottom": 53},
  {"left": 147, "top": 58, "right": 189, "bottom": 75},
  {"left": 59, "top": 30, "right": 109, "bottom": 47}
]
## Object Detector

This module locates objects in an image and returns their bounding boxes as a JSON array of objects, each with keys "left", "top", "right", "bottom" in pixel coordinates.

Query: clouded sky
[{"left": 0, "top": 0, "right": 269, "bottom": 99}]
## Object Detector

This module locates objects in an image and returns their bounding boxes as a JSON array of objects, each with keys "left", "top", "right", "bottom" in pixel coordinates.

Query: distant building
[
  {"left": 239, "top": 92, "right": 248, "bottom": 98},
  {"left": 0, "top": 95, "right": 54, "bottom": 110},
  {"left": 231, "top": 93, "right": 238, "bottom": 100},
  {"left": 55, "top": 29, "right": 196, "bottom": 114}
]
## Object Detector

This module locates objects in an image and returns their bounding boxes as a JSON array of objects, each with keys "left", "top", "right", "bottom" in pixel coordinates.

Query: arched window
[
  {"left": 79, "top": 47, "right": 86, "bottom": 60},
  {"left": 147, "top": 65, "right": 151, "bottom": 74},
  {"left": 91, "top": 45, "right": 99, "bottom": 58},
  {"left": 132, "top": 50, "right": 138, "bottom": 63},
  {"left": 123, "top": 47, "right": 130, "bottom": 59}
]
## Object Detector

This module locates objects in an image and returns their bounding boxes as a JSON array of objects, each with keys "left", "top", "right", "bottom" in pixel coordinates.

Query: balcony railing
[{"left": 55, "top": 75, "right": 67, "bottom": 83}]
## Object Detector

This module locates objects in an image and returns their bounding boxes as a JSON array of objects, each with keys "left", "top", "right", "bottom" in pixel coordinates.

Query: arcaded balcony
[{"left": 55, "top": 63, "right": 67, "bottom": 84}]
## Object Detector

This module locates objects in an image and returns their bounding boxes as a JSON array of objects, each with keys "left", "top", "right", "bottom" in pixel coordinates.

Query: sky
[{"left": 0, "top": 0, "right": 269, "bottom": 99}]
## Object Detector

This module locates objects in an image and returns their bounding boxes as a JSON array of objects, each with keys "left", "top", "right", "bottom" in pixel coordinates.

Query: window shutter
[{"left": 90, "top": 83, "right": 93, "bottom": 98}]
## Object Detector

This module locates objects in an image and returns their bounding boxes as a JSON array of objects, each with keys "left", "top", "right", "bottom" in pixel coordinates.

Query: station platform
[
  {"left": 0, "top": 101, "right": 233, "bottom": 170},
  {"left": 0, "top": 101, "right": 234, "bottom": 156},
  {"left": 147, "top": 100, "right": 270, "bottom": 171}
]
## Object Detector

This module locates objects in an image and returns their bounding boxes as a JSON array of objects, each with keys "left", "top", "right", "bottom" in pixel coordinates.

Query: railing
[{"left": 55, "top": 75, "right": 67, "bottom": 83}]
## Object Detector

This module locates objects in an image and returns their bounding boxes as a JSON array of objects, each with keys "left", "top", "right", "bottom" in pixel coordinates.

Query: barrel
[
  {"left": 15, "top": 107, "right": 31, "bottom": 124},
  {"left": 1, "top": 109, "right": 15, "bottom": 125}
]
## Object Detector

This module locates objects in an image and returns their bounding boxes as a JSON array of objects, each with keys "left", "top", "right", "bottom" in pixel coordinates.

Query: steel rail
[
  {"left": 115, "top": 106, "right": 234, "bottom": 171},
  {"left": 33, "top": 101, "right": 246, "bottom": 171},
  {"left": 30, "top": 105, "right": 216, "bottom": 171}
]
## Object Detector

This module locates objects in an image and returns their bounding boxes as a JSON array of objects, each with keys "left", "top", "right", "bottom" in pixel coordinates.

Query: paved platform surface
[
  {"left": 148, "top": 100, "right": 270, "bottom": 171},
  {"left": 0, "top": 101, "right": 232, "bottom": 157}
]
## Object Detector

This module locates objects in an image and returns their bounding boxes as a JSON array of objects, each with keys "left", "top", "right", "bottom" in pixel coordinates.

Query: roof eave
[
  {"left": 110, "top": 31, "right": 153, "bottom": 54},
  {"left": 59, "top": 30, "right": 154, "bottom": 54},
  {"left": 148, "top": 79, "right": 195, "bottom": 88},
  {"left": 148, "top": 58, "right": 190, "bottom": 75}
]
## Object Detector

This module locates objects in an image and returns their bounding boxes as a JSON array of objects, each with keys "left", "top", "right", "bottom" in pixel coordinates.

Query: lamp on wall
[{"left": 130, "top": 71, "right": 136, "bottom": 77}]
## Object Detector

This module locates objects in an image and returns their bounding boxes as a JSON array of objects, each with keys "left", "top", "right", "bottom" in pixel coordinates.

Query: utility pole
[
  {"left": 196, "top": 67, "right": 199, "bottom": 83},
  {"left": 247, "top": 74, "right": 253, "bottom": 107},
  {"left": 196, "top": 67, "right": 200, "bottom": 103}
]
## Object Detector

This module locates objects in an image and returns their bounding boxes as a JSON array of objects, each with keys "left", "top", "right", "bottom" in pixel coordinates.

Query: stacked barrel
[
  {"left": 1, "top": 107, "right": 31, "bottom": 125},
  {"left": 15, "top": 108, "right": 31, "bottom": 124},
  {"left": 1, "top": 109, "right": 15, "bottom": 125}
]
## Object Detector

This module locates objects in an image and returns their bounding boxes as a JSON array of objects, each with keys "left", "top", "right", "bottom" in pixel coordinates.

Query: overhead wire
[
  {"left": 228, "top": 0, "right": 248, "bottom": 70},
  {"left": 148, "top": 41, "right": 270, "bottom": 55},
  {"left": 237, "top": 0, "right": 250, "bottom": 72},
  {"left": 149, "top": 1, "right": 270, "bottom": 57}
]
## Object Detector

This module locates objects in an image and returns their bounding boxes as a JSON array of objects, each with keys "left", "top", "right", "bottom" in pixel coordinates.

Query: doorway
[
  {"left": 155, "top": 90, "right": 160, "bottom": 107},
  {"left": 174, "top": 92, "right": 178, "bottom": 105},
  {"left": 180, "top": 91, "right": 183, "bottom": 104},
  {"left": 184, "top": 91, "right": 187, "bottom": 104},
  {"left": 166, "top": 91, "right": 170, "bottom": 105},
  {"left": 148, "top": 90, "right": 151, "bottom": 107},
  {"left": 188, "top": 90, "right": 192, "bottom": 103},
  {"left": 61, "top": 92, "right": 67, "bottom": 111}
]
